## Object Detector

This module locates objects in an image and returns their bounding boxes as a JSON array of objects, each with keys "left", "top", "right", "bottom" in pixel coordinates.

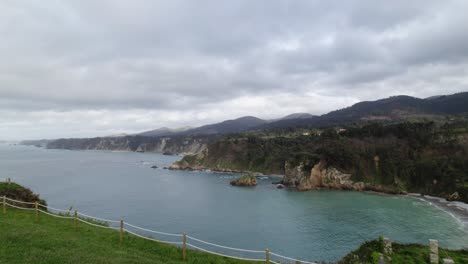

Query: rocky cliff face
[
  {"left": 284, "top": 160, "right": 365, "bottom": 191},
  {"left": 46, "top": 136, "right": 208, "bottom": 155},
  {"left": 283, "top": 162, "right": 305, "bottom": 187}
]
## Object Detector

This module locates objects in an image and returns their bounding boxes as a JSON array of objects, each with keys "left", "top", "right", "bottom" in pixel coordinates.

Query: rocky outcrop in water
[{"left": 230, "top": 174, "right": 257, "bottom": 187}]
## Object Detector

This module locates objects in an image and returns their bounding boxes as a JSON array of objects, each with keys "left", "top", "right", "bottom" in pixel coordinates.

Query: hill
[
  {"left": 260, "top": 92, "right": 468, "bottom": 130},
  {"left": 173, "top": 121, "right": 468, "bottom": 202},
  {"left": 177, "top": 116, "right": 267, "bottom": 135},
  {"left": 138, "top": 127, "right": 192, "bottom": 137}
]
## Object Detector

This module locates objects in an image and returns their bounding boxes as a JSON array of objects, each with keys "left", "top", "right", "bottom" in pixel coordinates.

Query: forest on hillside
[{"left": 179, "top": 121, "right": 468, "bottom": 202}]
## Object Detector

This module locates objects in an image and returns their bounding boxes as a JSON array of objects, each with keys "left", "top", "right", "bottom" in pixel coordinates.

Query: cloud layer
[{"left": 1, "top": 0, "right": 468, "bottom": 139}]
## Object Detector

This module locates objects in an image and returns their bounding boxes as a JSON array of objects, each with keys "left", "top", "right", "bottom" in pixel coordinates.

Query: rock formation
[
  {"left": 284, "top": 160, "right": 365, "bottom": 192},
  {"left": 283, "top": 162, "right": 305, "bottom": 187},
  {"left": 230, "top": 174, "right": 257, "bottom": 187}
]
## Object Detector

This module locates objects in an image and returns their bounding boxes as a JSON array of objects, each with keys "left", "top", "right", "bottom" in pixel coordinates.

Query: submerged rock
[
  {"left": 230, "top": 174, "right": 257, "bottom": 187},
  {"left": 151, "top": 165, "right": 158, "bottom": 169}
]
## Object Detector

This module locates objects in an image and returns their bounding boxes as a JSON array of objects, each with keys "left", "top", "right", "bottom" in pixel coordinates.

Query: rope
[
  {"left": 44, "top": 205, "right": 73, "bottom": 213},
  {"left": 38, "top": 209, "right": 74, "bottom": 219},
  {"left": 77, "top": 212, "right": 120, "bottom": 223},
  {"left": 124, "top": 229, "right": 183, "bottom": 245},
  {"left": 2, "top": 196, "right": 318, "bottom": 263},
  {"left": 186, "top": 243, "right": 265, "bottom": 262},
  {"left": 5, "top": 197, "right": 37, "bottom": 205},
  {"left": 76, "top": 218, "right": 120, "bottom": 230},
  {"left": 125, "top": 222, "right": 182, "bottom": 237},
  {"left": 4, "top": 202, "right": 35, "bottom": 211},
  {"left": 270, "top": 252, "right": 318, "bottom": 264},
  {"left": 186, "top": 235, "right": 264, "bottom": 253},
  {"left": 269, "top": 261, "right": 281, "bottom": 264}
]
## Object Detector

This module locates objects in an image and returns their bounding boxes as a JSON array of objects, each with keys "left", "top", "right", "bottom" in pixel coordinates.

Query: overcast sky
[{"left": 1, "top": 0, "right": 468, "bottom": 140}]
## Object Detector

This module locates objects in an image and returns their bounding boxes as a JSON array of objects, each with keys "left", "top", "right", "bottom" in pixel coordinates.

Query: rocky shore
[
  {"left": 281, "top": 159, "right": 408, "bottom": 195},
  {"left": 166, "top": 158, "right": 468, "bottom": 209},
  {"left": 167, "top": 159, "right": 408, "bottom": 195},
  {"left": 167, "top": 162, "right": 262, "bottom": 175}
]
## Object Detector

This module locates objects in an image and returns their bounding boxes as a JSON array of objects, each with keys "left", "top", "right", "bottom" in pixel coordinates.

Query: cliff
[
  {"left": 283, "top": 160, "right": 366, "bottom": 192},
  {"left": 170, "top": 122, "right": 468, "bottom": 202},
  {"left": 46, "top": 135, "right": 210, "bottom": 155}
]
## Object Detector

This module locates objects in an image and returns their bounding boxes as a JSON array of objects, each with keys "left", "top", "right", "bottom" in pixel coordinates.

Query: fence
[{"left": 0, "top": 195, "right": 317, "bottom": 264}]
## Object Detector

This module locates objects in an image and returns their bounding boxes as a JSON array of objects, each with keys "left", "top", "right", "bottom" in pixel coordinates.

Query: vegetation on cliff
[
  {"left": 0, "top": 182, "right": 46, "bottom": 207},
  {"left": 175, "top": 121, "right": 468, "bottom": 202},
  {"left": 339, "top": 238, "right": 467, "bottom": 264}
]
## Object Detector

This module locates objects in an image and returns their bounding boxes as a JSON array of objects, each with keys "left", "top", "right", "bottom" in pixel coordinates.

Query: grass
[
  {"left": 339, "top": 240, "right": 468, "bottom": 264},
  {"left": 0, "top": 208, "right": 254, "bottom": 264}
]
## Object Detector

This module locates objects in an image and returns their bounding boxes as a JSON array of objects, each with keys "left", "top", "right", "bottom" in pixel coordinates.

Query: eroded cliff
[
  {"left": 46, "top": 136, "right": 209, "bottom": 155},
  {"left": 283, "top": 160, "right": 365, "bottom": 191}
]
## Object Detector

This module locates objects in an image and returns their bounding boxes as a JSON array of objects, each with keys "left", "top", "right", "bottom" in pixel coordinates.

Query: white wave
[
  {"left": 219, "top": 176, "right": 235, "bottom": 179},
  {"left": 407, "top": 195, "right": 467, "bottom": 228}
]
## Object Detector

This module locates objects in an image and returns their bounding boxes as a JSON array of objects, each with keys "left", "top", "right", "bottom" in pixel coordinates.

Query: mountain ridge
[{"left": 20, "top": 92, "right": 468, "bottom": 145}]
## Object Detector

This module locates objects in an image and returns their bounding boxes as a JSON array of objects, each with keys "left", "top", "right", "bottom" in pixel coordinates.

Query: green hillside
[{"left": 0, "top": 208, "right": 252, "bottom": 264}]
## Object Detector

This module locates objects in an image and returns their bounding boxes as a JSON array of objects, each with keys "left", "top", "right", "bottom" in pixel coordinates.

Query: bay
[{"left": 1, "top": 144, "right": 466, "bottom": 262}]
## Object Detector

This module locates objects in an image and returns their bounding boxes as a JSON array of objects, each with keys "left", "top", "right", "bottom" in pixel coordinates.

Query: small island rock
[{"left": 230, "top": 174, "right": 257, "bottom": 187}]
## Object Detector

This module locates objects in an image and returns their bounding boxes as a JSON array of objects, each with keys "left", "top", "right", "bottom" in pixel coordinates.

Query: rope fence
[{"left": 0, "top": 195, "right": 317, "bottom": 264}]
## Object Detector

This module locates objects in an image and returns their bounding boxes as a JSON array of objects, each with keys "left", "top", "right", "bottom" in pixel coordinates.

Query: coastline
[
  {"left": 407, "top": 193, "right": 468, "bottom": 231},
  {"left": 167, "top": 165, "right": 468, "bottom": 226}
]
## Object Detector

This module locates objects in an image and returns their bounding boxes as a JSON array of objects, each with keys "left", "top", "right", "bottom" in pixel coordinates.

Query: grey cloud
[{"left": 0, "top": 0, "right": 467, "bottom": 139}]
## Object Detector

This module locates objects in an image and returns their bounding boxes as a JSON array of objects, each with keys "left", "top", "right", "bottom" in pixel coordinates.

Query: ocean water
[{"left": 1, "top": 144, "right": 466, "bottom": 262}]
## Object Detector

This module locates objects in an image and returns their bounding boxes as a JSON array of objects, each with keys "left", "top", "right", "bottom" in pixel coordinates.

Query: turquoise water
[{"left": 1, "top": 144, "right": 466, "bottom": 262}]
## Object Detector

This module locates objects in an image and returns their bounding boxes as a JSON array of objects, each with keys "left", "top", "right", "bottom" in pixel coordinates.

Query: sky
[{"left": 1, "top": 0, "right": 468, "bottom": 140}]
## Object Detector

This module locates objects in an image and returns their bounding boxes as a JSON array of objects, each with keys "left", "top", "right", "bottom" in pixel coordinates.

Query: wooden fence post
[
  {"left": 120, "top": 219, "right": 124, "bottom": 245},
  {"left": 2, "top": 195, "right": 5, "bottom": 214},
  {"left": 266, "top": 248, "right": 270, "bottom": 264},
  {"left": 74, "top": 210, "right": 78, "bottom": 231},
  {"left": 182, "top": 232, "right": 187, "bottom": 261},
  {"left": 35, "top": 201, "right": 38, "bottom": 222}
]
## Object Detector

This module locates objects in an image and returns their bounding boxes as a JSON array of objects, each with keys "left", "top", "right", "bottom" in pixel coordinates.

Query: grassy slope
[
  {"left": 0, "top": 208, "right": 253, "bottom": 264},
  {"left": 2, "top": 208, "right": 468, "bottom": 264}
]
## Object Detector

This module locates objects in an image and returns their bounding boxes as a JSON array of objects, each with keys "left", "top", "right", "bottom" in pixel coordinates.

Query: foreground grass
[{"left": 0, "top": 208, "right": 254, "bottom": 264}]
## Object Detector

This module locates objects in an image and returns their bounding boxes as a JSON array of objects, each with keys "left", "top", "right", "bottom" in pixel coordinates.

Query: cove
[{"left": 1, "top": 144, "right": 466, "bottom": 262}]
